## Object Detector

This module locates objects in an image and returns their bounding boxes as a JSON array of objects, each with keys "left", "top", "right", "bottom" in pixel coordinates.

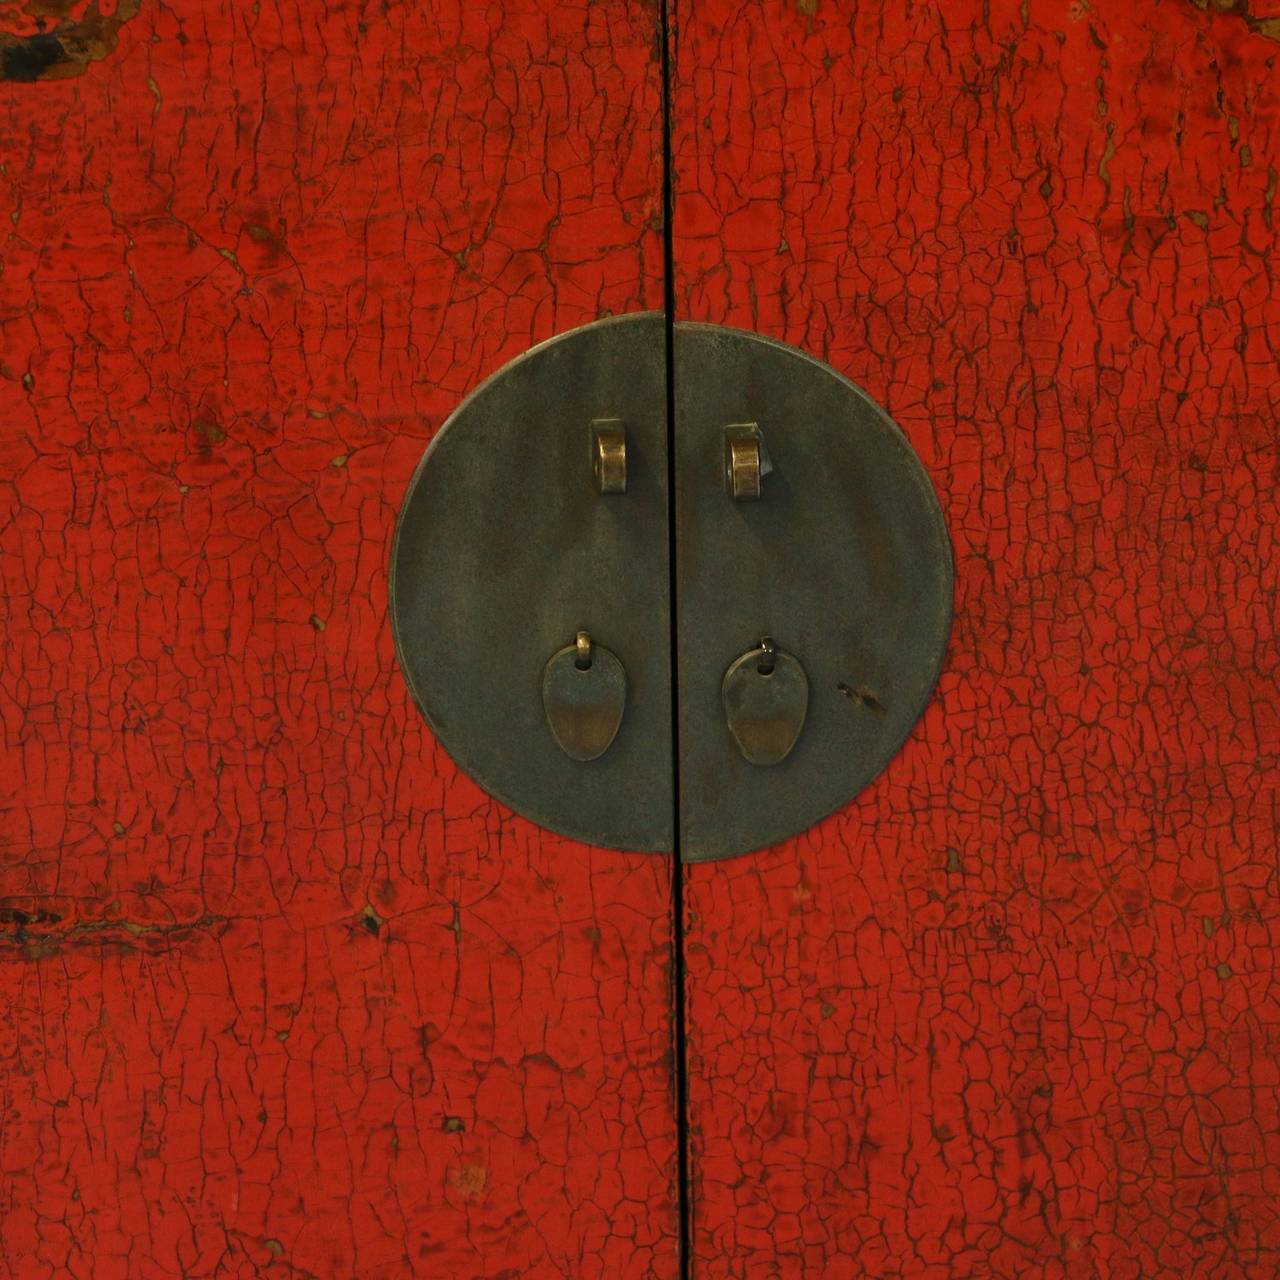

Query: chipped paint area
[
  {"left": 0, "top": 0, "right": 138, "bottom": 81},
  {"left": 1187, "top": 0, "right": 1280, "bottom": 40},
  {"left": 1, "top": 0, "right": 105, "bottom": 37}
]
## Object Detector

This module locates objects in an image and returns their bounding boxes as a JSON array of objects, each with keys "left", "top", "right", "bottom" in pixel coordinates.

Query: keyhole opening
[{"left": 756, "top": 637, "right": 777, "bottom": 677}]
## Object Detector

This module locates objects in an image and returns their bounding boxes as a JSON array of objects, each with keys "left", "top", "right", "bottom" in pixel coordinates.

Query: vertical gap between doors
[{"left": 658, "top": 0, "right": 692, "bottom": 1274}]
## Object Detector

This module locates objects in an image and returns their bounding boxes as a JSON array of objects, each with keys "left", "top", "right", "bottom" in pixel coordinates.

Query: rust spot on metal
[
  {"left": 837, "top": 681, "right": 888, "bottom": 718},
  {"left": 0, "top": 0, "right": 139, "bottom": 82}
]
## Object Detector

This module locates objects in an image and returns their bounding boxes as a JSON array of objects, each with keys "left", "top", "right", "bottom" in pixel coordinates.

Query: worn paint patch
[
  {"left": 1186, "top": 0, "right": 1280, "bottom": 40},
  {"left": 449, "top": 1164, "right": 487, "bottom": 1198},
  {"left": 0, "top": 0, "right": 138, "bottom": 81}
]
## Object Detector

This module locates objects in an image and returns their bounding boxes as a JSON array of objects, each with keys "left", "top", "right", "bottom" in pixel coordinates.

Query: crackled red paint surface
[
  {"left": 8, "top": 0, "right": 1280, "bottom": 1274},
  {"left": 673, "top": 1, "right": 1280, "bottom": 1276},
  {"left": 0, "top": 2, "right": 677, "bottom": 1276}
]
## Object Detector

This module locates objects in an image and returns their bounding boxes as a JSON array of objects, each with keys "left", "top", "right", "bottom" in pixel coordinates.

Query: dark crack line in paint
[{"left": 659, "top": 0, "right": 693, "bottom": 1273}]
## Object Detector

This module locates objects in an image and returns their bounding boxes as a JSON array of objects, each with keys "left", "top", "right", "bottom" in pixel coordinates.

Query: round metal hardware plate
[
  {"left": 391, "top": 313, "right": 952, "bottom": 860},
  {"left": 673, "top": 323, "right": 952, "bottom": 861},
  {"left": 390, "top": 315, "right": 673, "bottom": 853}
]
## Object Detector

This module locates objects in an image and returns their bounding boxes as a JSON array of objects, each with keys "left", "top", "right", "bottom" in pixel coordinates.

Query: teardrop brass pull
[
  {"left": 721, "top": 638, "right": 808, "bottom": 765},
  {"left": 542, "top": 631, "right": 627, "bottom": 761}
]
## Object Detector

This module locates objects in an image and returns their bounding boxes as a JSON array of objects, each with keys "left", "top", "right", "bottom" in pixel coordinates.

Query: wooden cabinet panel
[
  {"left": 6, "top": 1, "right": 1280, "bottom": 1274},
  {"left": 671, "top": 3, "right": 1280, "bottom": 1275},
  {"left": 0, "top": 3, "right": 677, "bottom": 1276}
]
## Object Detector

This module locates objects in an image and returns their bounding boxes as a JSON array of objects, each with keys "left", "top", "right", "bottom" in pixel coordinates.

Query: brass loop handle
[{"left": 592, "top": 420, "right": 627, "bottom": 494}]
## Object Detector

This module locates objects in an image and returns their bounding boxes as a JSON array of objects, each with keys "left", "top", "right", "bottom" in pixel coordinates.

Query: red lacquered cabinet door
[
  {"left": 672, "top": 2, "right": 1280, "bottom": 1277},
  {"left": 0, "top": 2, "right": 678, "bottom": 1277},
  {"left": 5, "top": 0, "right": 1280, "bottom": 1276}
]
